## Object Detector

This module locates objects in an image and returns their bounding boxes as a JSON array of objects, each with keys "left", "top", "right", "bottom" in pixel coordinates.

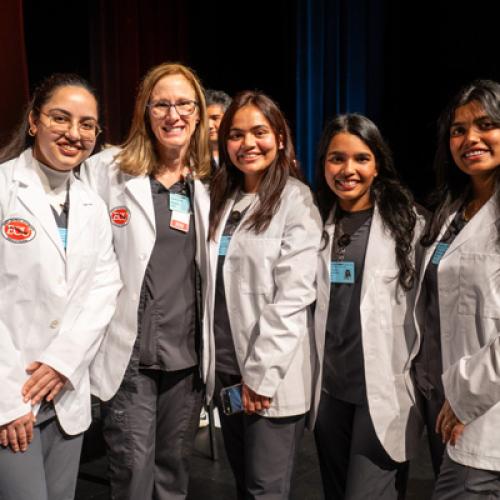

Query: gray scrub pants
[
  {"left": 432, "top": 451, "right": 500, "bottom": 499},
  {"left": 215, "top": 372, "right": 306, "bottom": 500},
  {"left": 0, "top": 415, "right": 83, "bottom": 500},
  {"left": 314, "top": 392, "right": 407, "bottom": 500},
  {"left": 101, "top": 366, "right": 203, "bottom": 500}
]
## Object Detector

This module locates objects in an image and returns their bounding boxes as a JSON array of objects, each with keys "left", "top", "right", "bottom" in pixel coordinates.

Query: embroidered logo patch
[
  {"left": 110, "top": 206, "right": 130, "bottom": 227},
  {"left": 1, "top": 218, "right": 36, "bottom": 243}
]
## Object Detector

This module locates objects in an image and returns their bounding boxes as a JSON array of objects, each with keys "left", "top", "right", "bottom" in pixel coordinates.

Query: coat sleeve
[
  {"left": 0, "top": 319, "right": 32, "bottom": 426},
  {"left": 242, "top": 185, "right": 322, "bottom": 398},
  {"left": 442, "top": 335, "right": 500, "bottom": 424},
  {"left": 36, "top": 199, "right": 122, "bottom": 390}
]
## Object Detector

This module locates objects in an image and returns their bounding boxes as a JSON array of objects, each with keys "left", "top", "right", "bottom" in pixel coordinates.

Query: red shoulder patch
[
  {"left": 1, "top": 218, "right": 36, "bottom": 243},
  {"left": 110, "top": 206, "right": 131, "bottom": 227}
]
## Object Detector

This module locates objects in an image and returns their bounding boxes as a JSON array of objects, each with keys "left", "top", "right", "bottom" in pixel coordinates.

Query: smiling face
[
  {"left": 29, "top": 85, "right": 98, "bottom": 171},
  {"left": 226, "top": 105, "right": 279, "bottom": 192},
  {"left": 449, "top": 100, "right": 500, "bottom": 186},
  {"left": 324, "top": 132, "right": 378, "bottom": 211},
  {"left": 148, "top": 74, "right": 199, "bottom": 158}
]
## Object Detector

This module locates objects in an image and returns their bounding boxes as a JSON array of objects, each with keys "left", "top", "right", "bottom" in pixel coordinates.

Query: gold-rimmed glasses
[{"left": 38, "top": 110, "right": 102, "bottom": 141}]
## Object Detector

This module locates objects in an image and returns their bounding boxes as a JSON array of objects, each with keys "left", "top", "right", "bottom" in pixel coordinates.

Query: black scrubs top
[
  {"left": 323, "top": 208, "right": 373, "bottom": 405},
  {"left": 138, "top": 177, "right": 198, "bottom": 371},
  {"left": 412, "top": 210, "right": 468, "bottom": 400},
  {"left": 214, "top": 193, "right": 255, "bottom": 375}
]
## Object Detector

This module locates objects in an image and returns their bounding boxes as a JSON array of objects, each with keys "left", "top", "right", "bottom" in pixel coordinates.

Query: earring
[{"left": 28, "top": 128, "right": 36, "bottom": 137}]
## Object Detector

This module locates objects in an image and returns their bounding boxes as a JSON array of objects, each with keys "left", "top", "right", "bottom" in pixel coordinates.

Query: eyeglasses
[
  {"left": 147, "top": 100, "right": 198, "bottom": 119},
  {"left": 38, "top": 111, "right": 102, "bottom": 141}
]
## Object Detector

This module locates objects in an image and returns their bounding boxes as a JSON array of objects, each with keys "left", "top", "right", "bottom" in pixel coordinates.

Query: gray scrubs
[
  {"left": 213, "top": 193, "right": 306, "bottom": 500},
  {"left": 102, "top": 177, "right": 202, "bottom": 500},
  {"left": 412, "top": 211, "right": 467, "bottom": 477},
  {"left": 315, "top": 208, "right": 408, "bottom": 500}
]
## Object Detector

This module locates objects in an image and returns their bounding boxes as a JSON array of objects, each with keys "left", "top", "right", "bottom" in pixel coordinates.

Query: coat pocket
[
  {"left": 238, "top": 238, "right": 281, "bottom": 294},
  {"left": 373, "top": 269, "right": 409, "bottom": 328},
  {"left": 458, "top": 253, "right": 500, "bottom": 320}
]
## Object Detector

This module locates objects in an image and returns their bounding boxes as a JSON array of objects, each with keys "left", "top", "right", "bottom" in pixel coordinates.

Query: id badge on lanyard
[
  {"left": 169, "top": 193, "right": 191, "bottom": 233},
  {"left": 431, "top": 242, "right": 449, "bottom": 265},
  {"left": 219, "top": 235, "right": 231, "bottom": 256},
  {"left": 330, "top": 261, "right": 355, "bottom": 284}
]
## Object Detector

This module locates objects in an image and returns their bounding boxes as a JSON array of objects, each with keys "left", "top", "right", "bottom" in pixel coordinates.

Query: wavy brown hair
[
  {"left": 208, "top": 91, "right": 302, "bottom": 239},
  {"left": 117, "top": 62, "right": 211, "bottom": 179}
]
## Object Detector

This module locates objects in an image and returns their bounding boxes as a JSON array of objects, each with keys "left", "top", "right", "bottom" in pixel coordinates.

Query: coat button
[{"left": 49, "top": 320, "right": 59, "bottom": 329}]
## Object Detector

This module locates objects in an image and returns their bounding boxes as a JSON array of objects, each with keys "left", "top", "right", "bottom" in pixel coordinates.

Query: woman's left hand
[
  {"left": 242, "top": 384, "right": 271, "bottom": 414},
  {"left": 436, "top": 399, "right": 465, "bottom": 446},
  {"left": 22, "top": 362, "right": 67, "bottom": 405}
]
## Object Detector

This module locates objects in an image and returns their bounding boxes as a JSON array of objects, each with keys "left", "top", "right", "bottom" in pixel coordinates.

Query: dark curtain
[
  {"left": 91, "top": 0, "right": 189, "bottom": 144},
  {"left": 296, "top": 0, "right": 385, "bottom": 184},
  {"left": 0, "top": 0, "right": 29, "bottom": 146}
]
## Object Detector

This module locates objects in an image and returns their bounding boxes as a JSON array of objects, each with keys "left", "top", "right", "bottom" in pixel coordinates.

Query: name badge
[
  {"left": 170, "top": 210, "right": 190, "bottom": 232},
  {"left": 169, "top": 193, "right": 191, "bottom": 214},
  {"left": 330, "top": 261, "right": 355, "bottom": 284},
  {"left": 431, "top": 242, "right": 449, "bottom": 265},
  {"left": 219, "top": 235, "right": 231, "bottom": 256},
  {"left": 58, "top": 227, "right": 68, "bottom": 250}
]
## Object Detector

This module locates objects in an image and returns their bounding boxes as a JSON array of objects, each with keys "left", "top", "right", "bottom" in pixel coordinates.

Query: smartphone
[{"left": 220, "top": 383, "right": 244, "bottom": 415}]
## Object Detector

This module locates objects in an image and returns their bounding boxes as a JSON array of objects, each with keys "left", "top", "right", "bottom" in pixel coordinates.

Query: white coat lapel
[
  {"left": 124, "top": 175, "right": 155, "bottom": 232},
  {"left": 316, "top": 208, "right": 335, "bottom": 356},
  {"left": 208, "top": 196, "right": 235, "bottom": 275},
  {"left": 66, "top": 179, "right": 94, "bottom": 252},
  {"left": 13, "top": 152, "right": 65, "bottom": 259},
  {"left": 443, "top": 196, "right": 498, "bottom": 258},
  {"left": 360, "top": 204, "right": 390, "bottom": 305}
]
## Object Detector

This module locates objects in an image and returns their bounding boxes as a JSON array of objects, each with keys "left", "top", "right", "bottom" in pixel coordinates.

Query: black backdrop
[{"left": 7, "top": 0, "right": 500, "bottom": 202}]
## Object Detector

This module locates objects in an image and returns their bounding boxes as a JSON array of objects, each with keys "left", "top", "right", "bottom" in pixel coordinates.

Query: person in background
[
  {"left": 0, "top": 73, "right": 121, "bottom": 500},
  {"left": 207, "top": 90, "right": 322, "bottom": 499},
  {"left": 313, "top": 114, "right": 424, "bottom": 499},
  {"left": 80, "top": 62, "right": 211, "bottom": 500},
  {"left": 415, "top": 79, "right": 500, "bottom": 499},
  {"left": 206, "top": 89, "right": 232, "bottom": 168}
]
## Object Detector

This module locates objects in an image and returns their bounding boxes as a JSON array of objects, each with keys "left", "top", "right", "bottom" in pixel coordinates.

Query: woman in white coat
[
  {"left": 80, "top": 63, "right": 211, "bottom": 500},
  {"left": 415, "top": 80, "right": 500, "bottom": 499},
  {"left": 207, "top": 90, "right": 322, "bottom": 499},
  {"left": 0, "top": 73, "right": 121, "bottom": 500},
  {"left": 313, "top": 114, "right": 423, "bottom": 499}
]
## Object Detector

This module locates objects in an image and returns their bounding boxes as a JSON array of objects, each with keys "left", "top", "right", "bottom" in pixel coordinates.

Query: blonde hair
[{"left": 117, "top": 62, "right": 211, "bottom": 179}]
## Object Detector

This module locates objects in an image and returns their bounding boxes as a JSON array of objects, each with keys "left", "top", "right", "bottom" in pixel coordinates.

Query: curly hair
[{"left": 315, "top": 113, "right": 417, "bottom": 290}]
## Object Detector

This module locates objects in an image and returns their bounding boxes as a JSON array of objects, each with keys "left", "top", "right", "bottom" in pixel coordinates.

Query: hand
[
  {"left": 242, "top": 384, "right": 271, "bottom": 414},
  {"left": 22, "top": 362, "right": 67, "bottom": 405},
  {"left": 436, "top": 399, "right": 465, "bottom": 445},
  {"left": 0, "top": 411, "right": 36, "bottom": 452}
]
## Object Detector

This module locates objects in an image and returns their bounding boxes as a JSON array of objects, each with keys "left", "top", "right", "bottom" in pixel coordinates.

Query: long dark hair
[
  {"left": 208, "top": 91, "right": 302, "bottom": 239},
  {"left": 0, "top": 73, "right": 98, "bottom": 163},
  {"left": 315, "top": 113, "right": 417, "bottom": 290},
  {"left": 421, "top": 79, "right": 500, "bottom": 246}
]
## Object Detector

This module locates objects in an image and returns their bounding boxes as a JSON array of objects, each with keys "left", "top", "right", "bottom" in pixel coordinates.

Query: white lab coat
[
  {"left": 205, "top": 177, "right": 322, "bottom": 418},
  {"left": 313, "top": 204, "right": 424, "bottom": 462},
  {"left": 80, "top": 147, "right": 210, "bottom": 400},
  {"left": 413, "top": 195, "right": 500, "bottom": 470},
  {"left": 0, "top": 149, "right": 121, "bottom": 435}
]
